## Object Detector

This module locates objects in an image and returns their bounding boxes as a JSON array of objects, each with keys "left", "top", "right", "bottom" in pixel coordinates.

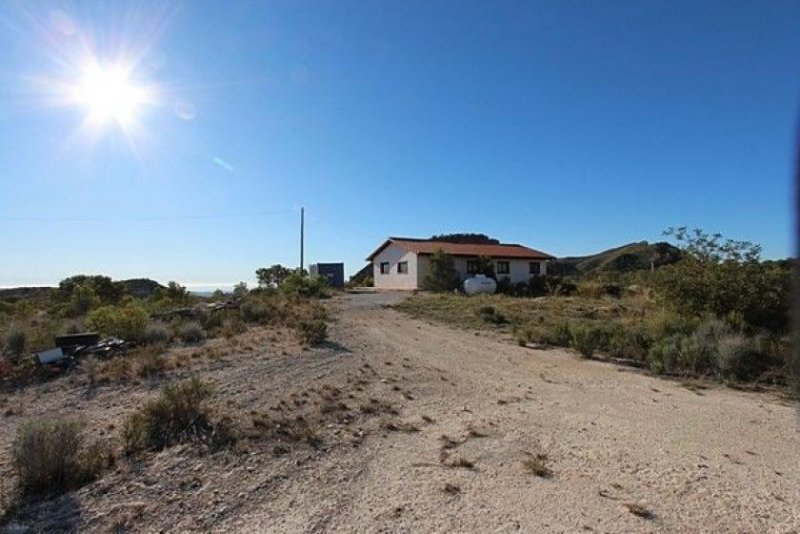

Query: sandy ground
[{"left": 1, "top": 292, "right": 798, "bottom": 533}]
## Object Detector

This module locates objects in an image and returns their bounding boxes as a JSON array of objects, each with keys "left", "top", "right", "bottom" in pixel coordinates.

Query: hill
[{"left": 548, "top": 241, "right": 683, "bottom": 277}]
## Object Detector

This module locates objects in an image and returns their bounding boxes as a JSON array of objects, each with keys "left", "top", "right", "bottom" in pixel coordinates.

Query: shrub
[
  {"left": 281, "top": 272, "right": 329, "bottom": 298},
  {"left": 576, "top": 281, "right": 603, "bottom": 299},
  {"left": 646, "top": 334, "right": 685, "bottom": 374},
  {"left": 549, "top": 321, "right": 572, "bottom": 346},
  {"left": 607, "top": 325, "right": 650, "bottom": 361},
  {"left": 200, "top": 311, "right": 223, "bottom": 332},
  {"left": 134, "top": 346, "right": 169, "bottom": 378},
  {"left": 123, "top": 378, "right": 224, "bottom": 452},
  {"left": 644, "top": 309, "right": 696, "bottom": 340},
  {"left": 495, "top": 277, "right": 513, "bottom": 295},
  {"left": 12, "top": 419, "right": 111, "bottom": 497},
  {"left": 179, "top": 322, "right": 205, "bottom": 344},
  {"left": 570, "top": 324, "right": 609, "bottom": 358},
  {"left": 221, "top": 317, "right": 247, "bottom": 338},
  {"left": 4, "top": 326, "right": 26, "bottom": 358},
  {"left": 143, "top": 322, "right": 170, "bottom": 345},
  {"left": 527, "top": 276, "right": 548, "bottom": 297},
  {"left": 477, "top": 305, "right": 505, "bottom": 324},
  {"left": 86, "top": 304, "right": 149, "bottom": 342},
  {"left": 295, "top": 319, "right": 327, "bottom": 346},
  {"left": 422, "top": 249, "right": 462, "bottom": 293},
  {"left": 240, "top": 299, "right": 279, "bottom": 324},
  {"left": 715, "top": 334, "right": 770, "bottom": 381}
]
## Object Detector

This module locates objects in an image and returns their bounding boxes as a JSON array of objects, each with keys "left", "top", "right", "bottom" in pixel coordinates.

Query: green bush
[
  {"left": 4, "top": 326, "right": 26, "bottom": 358},
  {"left": 715, "top": 334, "right": 770, "bottom": 381},
  {"left": 13, "top": 419, "right": 112, "bottom": 497},
  {"left": 656, "top": 228, "right": 789, "bottom": 334},
  {"left": 421, "top": 249, "right": 461, "bottom": 293},
  {"left": 240, "top": 299, "right": 279, "bottom": 324},
  {"left": 281, "top": 272, "right": 329, "bottom": 298},
  {"left": 646, "top": 334, "right": 685, "bottom": 374},
  {"left": 549, "top": 321, "right": 573, "bottom": 346},
  {"left": 179, "top": 322, "right": 205, "bottom": 344},
  {"left": 86, "top": 304, "right": 149, "bottom": 342},
  {"left": 123, "top": 378, "right": 229, "bottom": 452},
  {"left": 607, "top": 325, "right": 650, "bottom": 361},
  {"left": 477, "top": 305, "right": 506, "bottom": 324},
  {"left": 295, "top": 319, "right": 327, "bottom": 346},
  {"left": 527, "top": 276, "right": 548, "bottom": 297},
  {"left": 570, "top": 324, "right": 609, "bottom": 358}
]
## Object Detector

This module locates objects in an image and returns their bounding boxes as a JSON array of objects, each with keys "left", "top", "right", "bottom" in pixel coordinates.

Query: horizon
[{"left": 1, "top": 1, "right": 798, "bottom": 288}]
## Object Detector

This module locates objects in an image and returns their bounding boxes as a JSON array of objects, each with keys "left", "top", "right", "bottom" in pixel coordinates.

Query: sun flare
[{"left": 72, "top": 64, "right": 149, "bottom": 127}]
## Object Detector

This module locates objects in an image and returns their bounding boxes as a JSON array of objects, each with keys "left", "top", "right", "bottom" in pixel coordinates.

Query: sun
[{"left": 72, "top": 64, "right": 149, "bottom": 127}]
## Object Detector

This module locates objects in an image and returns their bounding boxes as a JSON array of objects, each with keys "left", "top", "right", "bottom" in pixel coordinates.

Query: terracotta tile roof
[{"left": 366, "top": 237, "right": 555, "bottom": 261}]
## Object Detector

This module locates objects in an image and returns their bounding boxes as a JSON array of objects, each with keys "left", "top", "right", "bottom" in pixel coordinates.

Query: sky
[{"left": 0, "top": 0, "right": 798, "bottom": 289}]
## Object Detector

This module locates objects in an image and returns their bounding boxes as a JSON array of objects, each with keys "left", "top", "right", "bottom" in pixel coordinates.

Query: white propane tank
[{"left": 463, "top": 274, "right": 497, "bottom": 295}]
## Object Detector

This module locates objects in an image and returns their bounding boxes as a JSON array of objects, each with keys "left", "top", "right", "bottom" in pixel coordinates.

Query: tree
[
  {"left": 159, "top": 281, "right": 190, "bottom": 306},
  {"left": 656, "top": 227, "right": 789, "bottom": 333},
  {"left": 421, "top": 249, "right": 462, "bottom": 292},
  {"left": 233, "top": 282, "right": 249, "bottom": 298},
  {"left": 256, "top": 264, "right": 292, "bottom": 287},
  {"left": 429, "top": 233, "right": 499, "bottom": 244}
]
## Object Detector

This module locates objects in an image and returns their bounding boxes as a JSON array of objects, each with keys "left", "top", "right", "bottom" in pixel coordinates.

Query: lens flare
[{"left": 71, "top": 64, "right": 151, "bottom": 127}]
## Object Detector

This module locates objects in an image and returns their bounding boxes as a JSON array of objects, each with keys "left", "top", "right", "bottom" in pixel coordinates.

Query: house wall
[
  {"left": 372, "top": 245, "right": 550, "bottom": 290},
  {"left": 450, "top": 257, "right": 547, "bottom": 285},
  {"left": 372, "top": 244, "right": 420, "bottom": 290}
]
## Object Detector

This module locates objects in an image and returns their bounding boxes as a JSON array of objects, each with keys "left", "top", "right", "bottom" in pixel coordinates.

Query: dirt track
[
  {"left": 241, "top": 293, "right": 799, "bottom": 533},
  {"left": 2, "top": 292, "right": 798, "bottom": 533}
]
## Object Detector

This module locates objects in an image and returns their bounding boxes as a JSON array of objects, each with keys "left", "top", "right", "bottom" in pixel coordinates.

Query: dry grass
[
  {"left": 624, "top": 502, "right": 656, "bottom": 520},
  {"left": 446, "top": 456, "right": 475, "bottom": 469},
  {"left": 522, "top": 452, "right": 553, "bottom": 478},
  {"left": 443, "top": 483, "right": 461, "bottom": 495}
]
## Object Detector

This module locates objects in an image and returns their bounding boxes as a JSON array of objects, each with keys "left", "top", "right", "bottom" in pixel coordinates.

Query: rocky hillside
[{"left": 547, "top": 241, "right": 683, "bottom": 277}]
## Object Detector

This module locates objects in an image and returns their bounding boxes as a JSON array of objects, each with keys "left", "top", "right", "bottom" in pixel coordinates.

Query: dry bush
[
  {"left": 179, "top": 322, "right": 205, "bottom": 344},
  {"left": 100, "top": 357, "right": 133, "bottom": 382},
  {"left": 143, "top": 322, "right": 170, "bottom": 345},
  {"left": 3, "top": 326, "right": 26, "bottom": 359},
  {"left": 576, "top": 281, "right": 603, "bottom": 299},
  {"left": 295, "top": 319, "right": 327, "bottom": 346},
  {"left": 123, "top": 377, "right": 233, "bottom": 453},
  {"left": 12, "top": 419, "right": 113, "bottom": 497},
  {"left": 133, "top": 346, "right": 169, "bottom": 378}
]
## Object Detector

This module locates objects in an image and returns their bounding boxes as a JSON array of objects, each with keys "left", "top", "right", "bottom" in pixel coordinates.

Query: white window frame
[{"left": 380, "top": 262, "right": 390, "bottom": 275}]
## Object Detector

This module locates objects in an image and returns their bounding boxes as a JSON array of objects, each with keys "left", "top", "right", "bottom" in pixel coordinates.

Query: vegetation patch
[
  {"left": 11, "top": 419, "right": 113, "bottom": 498},
  {"left": 123, "top": 378, "right": 234, "bottom": 453}
]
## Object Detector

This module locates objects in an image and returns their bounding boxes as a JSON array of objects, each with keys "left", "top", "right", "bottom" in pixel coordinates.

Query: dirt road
[
  {"left": 2, "top": 292, "right": 798, "bottom": 533},
  {"left": 240, "top": 293, "right": 799, "bottom": 533}
]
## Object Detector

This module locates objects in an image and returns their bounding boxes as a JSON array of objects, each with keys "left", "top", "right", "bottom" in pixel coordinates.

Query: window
[
  {"left": 496, "top": 261, "right": 509, "bottom": 274},
  {"left": 398, "top": 261, "right": 408, "bottom": 274},
  {"left": 529, "top": 261, "right": 541, "bottom": 275},
  {"left": 466, "top": 260, "right": 480, "bottom": 274},
  {"left": 380, "top": 262, "right": 390, "bottom": 274}
]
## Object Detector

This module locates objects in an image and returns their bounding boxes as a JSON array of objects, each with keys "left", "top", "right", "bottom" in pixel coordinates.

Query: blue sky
[{"left": 1, "top": 0, "right": 798, "bottom": 289}]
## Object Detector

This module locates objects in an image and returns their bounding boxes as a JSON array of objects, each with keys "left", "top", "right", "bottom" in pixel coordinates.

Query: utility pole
[{"left": 300, "top": 207, "right": 305, "bottom": 275}]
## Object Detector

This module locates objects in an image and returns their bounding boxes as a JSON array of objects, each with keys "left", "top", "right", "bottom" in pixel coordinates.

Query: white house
[{"left": 366, "top": 237, "right": 555, "bottom": 290}]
